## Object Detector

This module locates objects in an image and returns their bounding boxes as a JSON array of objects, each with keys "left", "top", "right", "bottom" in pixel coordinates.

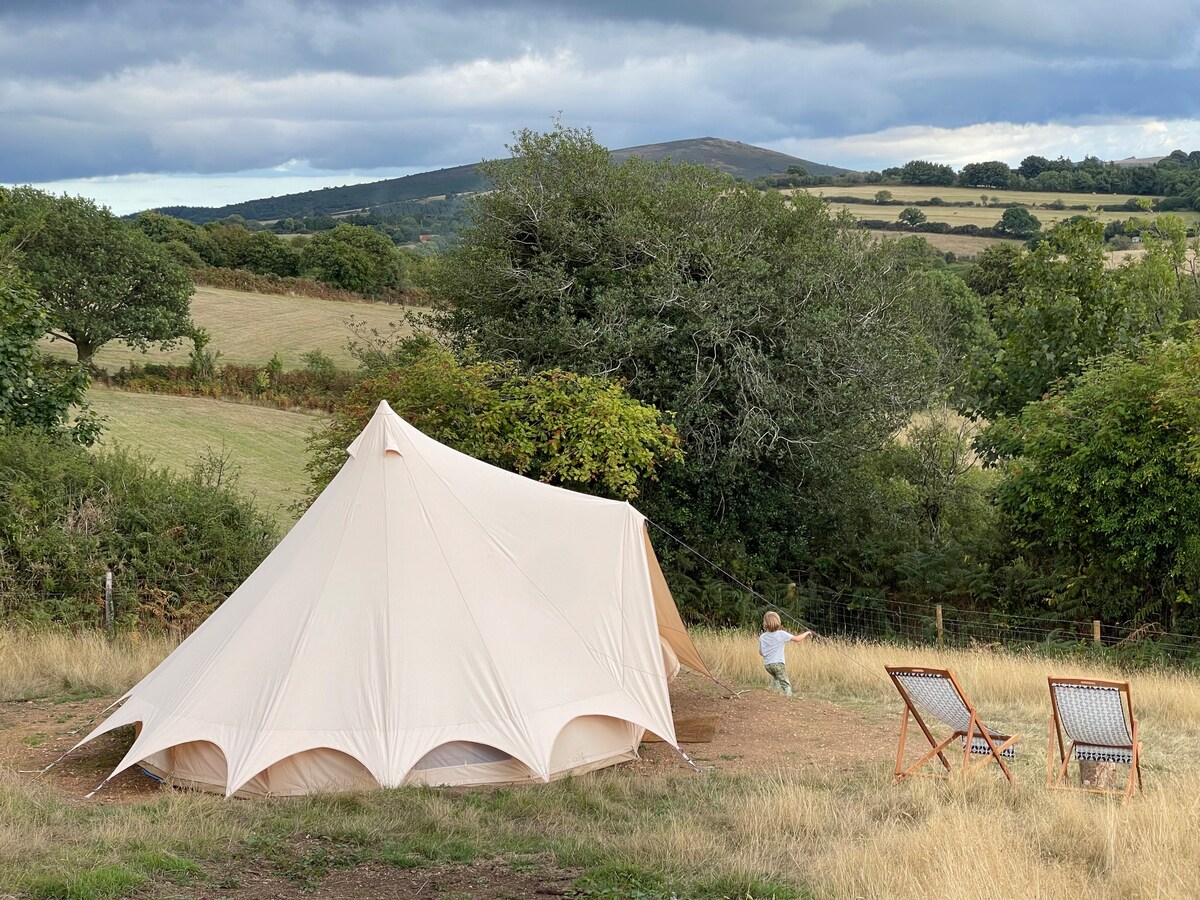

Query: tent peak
[{"left": 346, "top": 401, "right": 409, "bottom": 458}]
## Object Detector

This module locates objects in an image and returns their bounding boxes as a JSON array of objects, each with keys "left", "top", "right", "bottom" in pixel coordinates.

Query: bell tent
[{"left": 74, "top": 401, "right": 709, "bottom": 796}]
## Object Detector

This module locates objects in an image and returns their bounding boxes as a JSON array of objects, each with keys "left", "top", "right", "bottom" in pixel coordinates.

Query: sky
[{"left": 4, "top": 0, "right": 1200, "bottom": 215}]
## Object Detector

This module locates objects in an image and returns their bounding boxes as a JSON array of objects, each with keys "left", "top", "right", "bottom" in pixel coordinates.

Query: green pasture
[
  {"left": 41, "top": 286, "right": 420, "bottom": 372},
  {"left": 87, "top": 387, "right": 319, "bottom": 529}
]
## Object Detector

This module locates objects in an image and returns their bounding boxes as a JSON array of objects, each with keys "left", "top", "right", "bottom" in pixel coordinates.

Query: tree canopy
[
  {"left": 994, "top": 207, "right": 1041, "bottom": 239},
  {"left": 964, "top": 218, "right": 1199, "bottom": 423},
  {"left": 305, "top": 337, "right": 682, "bottom": 505},
  {"left": 0, "top": 260, "right": 98, "bottom": 444},
  {"left": 0, "top": 188, "right": 194, "bottom": 368},
  {"left": 432, "top": 125, "right": 969, "bottom": 576},
  {"left": 300, "top": 223, "right": 404, "bottom": 295},
  {"left": 984, "top": 337, "right": 1200, "bottom": 627},
  {"left": 959, "top": 161, "right": 1013, "bottom": 189}
]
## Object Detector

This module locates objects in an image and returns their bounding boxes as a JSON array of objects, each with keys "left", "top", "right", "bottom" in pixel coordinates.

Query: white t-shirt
[{"left": 759, "top": 630, "right": 793, "bottom": 665}]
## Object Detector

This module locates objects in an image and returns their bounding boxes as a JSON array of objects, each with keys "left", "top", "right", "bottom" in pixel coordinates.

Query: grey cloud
[{"left": 2, "top": 0, "right": 1199, "bottom": 183}]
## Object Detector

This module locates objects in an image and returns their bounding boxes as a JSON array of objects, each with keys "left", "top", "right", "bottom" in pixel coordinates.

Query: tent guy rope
[{"left": 645, "top": 518, "right": 892, "bottom": 689}]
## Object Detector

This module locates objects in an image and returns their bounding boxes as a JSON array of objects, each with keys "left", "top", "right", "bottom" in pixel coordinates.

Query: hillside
[
  {"left": 611, "top": 136, "right": 846, "bottom": 179},
  {"left": 154, "top": 162, "right": 489, "bottom": 224},
  {"left": 153, "top": 137, "right": 846, "bottom": 224}
]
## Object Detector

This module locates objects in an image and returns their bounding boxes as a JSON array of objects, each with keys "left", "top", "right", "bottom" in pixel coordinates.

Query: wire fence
[
  {"left": 763, "top": 586, "right": 1200, "bottom": 668},
  {"left": 6, "top": 572, "right": 1200, "bottom": 669}
]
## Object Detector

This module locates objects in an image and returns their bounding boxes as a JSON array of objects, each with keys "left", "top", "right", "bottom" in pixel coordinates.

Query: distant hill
[
  {"left": 154, "top": 163, "right": 488, "bottom": 225},
  {"left": 151, "top": 138, "right": 849, "bottom": 224},
  {"left": 611, "top": 137, "right": 846, "bottom": 180}
]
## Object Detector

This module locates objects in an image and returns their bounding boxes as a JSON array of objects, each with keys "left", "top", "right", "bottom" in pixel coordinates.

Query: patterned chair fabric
[
  {"left": 1051, "top": 683, "right": 1134, "bottom": 764},
  {"left": 893, "top": 671, "right": 1016, "bottom": 757},
  {"left": 893, "top": 672, "right": 972, "bottom": 731}
]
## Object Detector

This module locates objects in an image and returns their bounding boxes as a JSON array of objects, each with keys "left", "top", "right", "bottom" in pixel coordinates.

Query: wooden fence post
[
  {"left": 1093, "top": 619, "right": 1102, "bottom": 647},
  {"left": 936, "top": 605, "right": 944, "bottom": 646},
  {"left": 104, "top": 570, "right": 114, "bottom": 639}
]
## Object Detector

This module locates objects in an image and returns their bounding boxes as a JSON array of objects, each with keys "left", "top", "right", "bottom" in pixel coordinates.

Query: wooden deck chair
[
  {"left": 1047, "top": 677, "right": 1143, "bottom": 798},
  {"left": 885, "top": 666, "right": 1020, "bottom": 783}
]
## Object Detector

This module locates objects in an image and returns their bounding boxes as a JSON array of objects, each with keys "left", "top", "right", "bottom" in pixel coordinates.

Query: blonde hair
[{"left": 763, "top": 611, "right": 782, "bottom": 632}]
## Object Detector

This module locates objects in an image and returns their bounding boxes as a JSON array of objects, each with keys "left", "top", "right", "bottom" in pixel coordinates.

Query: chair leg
[
  {"left": 892, "top": 709, "right": 910, "bottom": 783},
  {"left": 1055, "top": 743, "right": 1074, "bottom": 788},
  {"left": 1046, "top": 714, "right": 1056, "bottom": 789}
]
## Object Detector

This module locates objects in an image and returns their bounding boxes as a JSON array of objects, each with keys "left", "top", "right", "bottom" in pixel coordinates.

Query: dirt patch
[
  {"left": 0, "top": 696, "right": 159, "bottom": 803},
  {"left": 5, "top": 676, "right": 894, "bottom": 802},
  {"left": 635, "top": 672, "right": 893, "bottom": 776},
  {"left": 138, "top": 859, "right": 579, "bottom": 899}
]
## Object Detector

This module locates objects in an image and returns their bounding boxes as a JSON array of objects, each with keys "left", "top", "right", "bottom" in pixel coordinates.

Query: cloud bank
[{"left": 4, "top": 0, "right": 1199, "bottom": 208}]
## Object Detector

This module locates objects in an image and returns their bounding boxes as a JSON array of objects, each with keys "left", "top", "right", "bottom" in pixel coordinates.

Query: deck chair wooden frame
[
  {"left": 1047, "top": 676, "right": 1143, "bottom": 799},
  {"left": 885, "top": 665, "right": 1020, "bottom": 784}
]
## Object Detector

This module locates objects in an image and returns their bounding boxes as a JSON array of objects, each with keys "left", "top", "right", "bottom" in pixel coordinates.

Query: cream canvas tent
[{"left": 73, "top": 401, "right": 710, "bottom": 797}]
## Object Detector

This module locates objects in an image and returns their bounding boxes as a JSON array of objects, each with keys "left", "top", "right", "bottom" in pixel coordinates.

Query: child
[{"left": 759, "top": 611, "right": 813, "bottom": 697}]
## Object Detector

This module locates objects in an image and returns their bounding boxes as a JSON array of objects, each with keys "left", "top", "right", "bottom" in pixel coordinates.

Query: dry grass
[
  {"left": 5, "top": 629, "right": 1200, "bottom": 897},
  {"left": 797, "top": 183, "right": 1188, "bottom": 210},
  {"left": 788, "top": 184, "right": 1200, "bottom": 232},
  {"left": 831, "top": 200, "right": 1157, "bottom": 228},
  {"left": 870, "top": 230, "right": 1012, "bottom": 257},
  {"left": 696, "top": 629, "right": 1200, "bottom": 725},
  {"left": 40, "top": 285, "right": 421, "bottom": 371},
  {"left": 0, "top": 630, "right": 175, "bottom": 700}
]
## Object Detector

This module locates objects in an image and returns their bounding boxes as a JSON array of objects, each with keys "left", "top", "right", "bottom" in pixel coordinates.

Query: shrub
[{"left": 0, "top": 431, "right": 277, "bottom": 629}]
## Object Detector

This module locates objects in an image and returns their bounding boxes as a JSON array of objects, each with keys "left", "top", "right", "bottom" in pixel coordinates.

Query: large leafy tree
[
  {"left": 432, "top": 125, "right": 969, "bottom": 576},
  {"left": 993, "top": 207, "right": 1041, "bottom": 239},
  {"left": 305, "top": 338, "right": 682, "bottom": 505},
  {"left": 985, "top": 338, "right": 1200, "bottom": 627},
  {"left": 959, "top": 161, "right": 1013, "bottom": 189},
  {"left": 300, "top": 224, "right": 403, "bottom": 295},
  {"left": 965, "top": 217, "right": 1199, "bottom": 423},
  {"left": 898, "top": 159, "right": 956, "bottom": 186},
  {"left": 0, "top": 188, "right": 194, "bottom": 369},
  {"left": 0, "top": 260, "right": 98, "bottom": 444}
]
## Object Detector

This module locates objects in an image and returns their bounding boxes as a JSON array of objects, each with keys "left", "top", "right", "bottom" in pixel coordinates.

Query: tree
[
  {"left": 785, "top": 164, "right": 809, "bottom": 177},
  {"left": 898, "top": 206, "right": 927, "bottom": 226},
  {"left": 1017, "top": 155, "right": 1052, "bottom": 179},
  {"left": 432, "top": 125, "right": 968, "bottom": 579},
  {"left": 985, "top": 339, "right": 1200, "bottom": 627},
  {"left": 963, "top": 242, "right": 1023, "bottom": 298},
  {"left": 993, "top": 207, "right": 1041, "bottom": 239},
  {"left": 305, "top": 338, "right": 682, "bottom": 504},
  {"left": 964, "top": 218, "right": 1199, "bottom": 422},
  {"left": 874, "top": 190, "right": 893, "bottom": 204},
  {"left": 300, "top": 224, "right": 404, "bottom": 295},
  {"left": 898, "top": 160, "right": 956, "bottom": 186},
  {"left": 959, "top": 161, "right": 1013, "bottom": 189},
  {"left": 0, "top": 188, "right": 194, "bottom": 369},
  {"left": 0, "top": 260, "right": 99, "bottom": 444}
]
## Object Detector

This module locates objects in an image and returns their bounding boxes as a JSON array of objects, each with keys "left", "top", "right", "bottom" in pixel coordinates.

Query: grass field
[
  {"left": 87, "top": 386, "right": 320, "bottom": 527},
  {"left": 41, "top": 286, "right": 420, "bottom": 372},
  {"left": 793, "top": 185, "right": 1200, "bottom": 230},
  {"left": 799, "top": 183, "right": 1169, "bottom": 208},
  {"left": 4, "top": 630, "right": 1200, "bottom": 898},
  {"left": 829, "top": 200, "right": 1182, "bottom": 229},
  {"left": 869, "top": 230, "right": 1011, "bottom": 257}
]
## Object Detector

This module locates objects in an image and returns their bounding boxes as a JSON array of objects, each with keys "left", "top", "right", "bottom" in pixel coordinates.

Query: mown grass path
[{"left": 87, "top": 387, "right": 319, "bottom": 528}]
